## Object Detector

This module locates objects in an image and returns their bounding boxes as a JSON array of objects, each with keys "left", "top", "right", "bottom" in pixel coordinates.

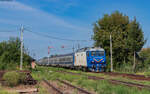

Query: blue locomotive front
[
  {"left": 74, "top": 47, "right": 106, "bottom": 72},
  {"left": 86, "top": 49, "right": 106, "bottom": 72}
]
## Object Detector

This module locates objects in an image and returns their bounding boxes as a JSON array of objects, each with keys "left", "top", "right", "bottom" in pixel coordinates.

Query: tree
[
  {"left": 127, "top": 18, "right": 145, "bottom": 71},
  {"left": 93, "top": 11, "right": 145, "bottom": 71},
  {"left": 0, "top": 37, "right": 32, "bottom": 70},
  {"left": 139, "top": 48, "right": 150, "bottom": 71}
]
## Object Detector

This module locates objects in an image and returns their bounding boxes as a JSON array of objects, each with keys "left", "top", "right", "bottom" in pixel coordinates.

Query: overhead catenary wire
[
  {"left": 0, "top": 28, "right": 93, "bottom": 55},
  {"left": 24, "top": 28, "right": 94, "bottom": 54},
  {"left": 24, "top": 28, "right": 92, "bottom": 42},
  {"left": 50, "top": 47, "right": 74, "bottom": 51},
  {"left": 0, "top": 30, "right": 17, "bottom": 32}
]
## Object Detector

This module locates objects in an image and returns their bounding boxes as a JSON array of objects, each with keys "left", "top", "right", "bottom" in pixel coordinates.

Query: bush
[
  {"left": 3, "top": 71, "right": 20, "bottom": 86},
  {"left": 19, "top": 72, "right": 26, "bottom": 83}
]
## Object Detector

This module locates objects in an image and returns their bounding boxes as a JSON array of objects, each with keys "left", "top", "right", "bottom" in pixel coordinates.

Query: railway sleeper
[
  {"left": 57, "top": 79, "right": 93, "bottom": 94},
  {"left": 43, "top": 79, "right": 63, "bottom": 94}
]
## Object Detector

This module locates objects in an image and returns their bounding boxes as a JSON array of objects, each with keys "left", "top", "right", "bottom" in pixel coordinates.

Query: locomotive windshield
[{"left": 91, "top": 51, "right": 104, "bottom": 56}]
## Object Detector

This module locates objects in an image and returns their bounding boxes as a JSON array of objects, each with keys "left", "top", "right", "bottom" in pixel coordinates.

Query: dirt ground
[
  {"left": 1, "top": 80, "right": 94, "bottom": 94},
  {"left": 0, "top": 83, "right": 38, "bottom": 94}
]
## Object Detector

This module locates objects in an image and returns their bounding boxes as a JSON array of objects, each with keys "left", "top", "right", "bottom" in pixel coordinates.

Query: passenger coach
[{"left": 38, "top": 47, "right": 106, "bottom": 72}]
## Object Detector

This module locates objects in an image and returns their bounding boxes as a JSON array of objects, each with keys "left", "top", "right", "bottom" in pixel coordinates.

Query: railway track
[
  {"left": 43, "top": 79, "right": 63, "bottom": 94},
  {"left": 57, "top": 79, "right": 92, "bottom": 94},
  {"left": 58, "top": 71, "right": 150, "bottom": 90},
  {"left": 90, "top": 72, "right": 150, "bottom": 81},
  {"left": 43, "top": 79, "right": 93, "bottom": 94}
]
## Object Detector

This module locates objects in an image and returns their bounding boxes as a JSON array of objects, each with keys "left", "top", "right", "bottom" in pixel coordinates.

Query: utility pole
[
  {"left": 133, "top": 51, "right": 136, "bottom": 72},
  {"left": 20, "top": 25, "right": 24, "bottom": 70},
  {"left": 110, "top": 34, "right": 113, "bottom": 72}
]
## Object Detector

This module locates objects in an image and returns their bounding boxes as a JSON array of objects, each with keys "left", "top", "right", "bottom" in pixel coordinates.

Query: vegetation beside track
[
  {"left": 65, "top": 69, "right": 150, "bottom": 86},
  {"left": 0, "top": 84, "right": 19, "bottom": 94},
  {"left": 31, "top": 66, "right": 150, "bottom": 94},
  {"left": 0, "top": 90, "right": 18, "bottom": 94},
  {"left": 37, "top": 83, "right": 50, "bottom": 94}
]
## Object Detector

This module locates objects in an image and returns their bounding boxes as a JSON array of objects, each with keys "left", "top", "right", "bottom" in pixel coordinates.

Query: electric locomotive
[
  {"left": 75, "top": 47, "right": 106, "bottom": 72},
  {"left": 38, "top": 47, "right": 106, "bottom": 72}
]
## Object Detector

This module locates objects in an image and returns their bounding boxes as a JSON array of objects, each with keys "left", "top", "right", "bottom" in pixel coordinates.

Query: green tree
[
  {"left": 139, "top": 48, "right": 150, "bottom": 71},
  {"left": 93, "top": 11, "right": 145, "bottom": 71},
  {"left": 0, "top": 37, "right": 32, "bottom": 70},
  {"left": 127, "top": 18, "right": 145, "bottom": 71}
]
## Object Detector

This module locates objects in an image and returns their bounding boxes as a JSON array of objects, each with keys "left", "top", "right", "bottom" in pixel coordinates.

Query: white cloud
[
  {"left": 0, "top": 18, "right": 20, "bottom": 26},
  {"left": 0, "top": 1, "right": 93, "bottom": 58},
  {"left": 0, "top": 1, "right": 34, "bottom": 11},
  {"left": 0, "top": 1, "right": 90, "bottom": 32}
]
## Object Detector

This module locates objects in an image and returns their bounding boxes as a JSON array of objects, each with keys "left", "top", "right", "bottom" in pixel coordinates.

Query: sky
[{"left": 0, "top": 0, "right": 150, "bottom": 59}]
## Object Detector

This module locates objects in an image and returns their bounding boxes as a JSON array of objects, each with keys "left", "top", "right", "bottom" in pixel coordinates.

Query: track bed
[{"left": 43, "top": 79, "right": 94, "bottom": 94}]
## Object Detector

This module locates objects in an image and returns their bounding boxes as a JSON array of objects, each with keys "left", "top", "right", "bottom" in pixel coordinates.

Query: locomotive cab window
[
  {"left": 91, "top": 51, "right": 96, "bottom": 56},
  {"left": 87, "top": 52, "right": 89, "bottom": 56},
  {"left": 91, "top": 52, "right": 94, "bottom": 56},
  {"left": 97, "top": 51, "right": 104, "bottom": 56},
  {"left": 91, "top": 51, "right": 104, "bottom": 56}
]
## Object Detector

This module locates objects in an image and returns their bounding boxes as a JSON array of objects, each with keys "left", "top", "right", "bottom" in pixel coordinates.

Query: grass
[
  {"left": 76, "top": 79, "right": 150, "bottom": 94},
  {"left": 84, "top": 72, "right": 150, "bottom": 86},
  {"left": 0, "top": 85, "right": 18, "bottom": 94},
  {"left": 59, "top": 68, "right": 150, "bottom": 86},
  {"left": 38, "top": 85, "right": 50, "bottom": 94},
  {"left": 33, "top": 66, "right": 150, "bottom": 86},
  {"left": 0, "top": 90, "right": 18, "bottom": 94},
  {"left": 31, "top": 66, "right": 150, "bottom": 94},
  {"left": 72, "top": 89, "right": 78, "bottom": 94},
  {"left": 0, "top": 83, "right": 18, "bottom": 94}
]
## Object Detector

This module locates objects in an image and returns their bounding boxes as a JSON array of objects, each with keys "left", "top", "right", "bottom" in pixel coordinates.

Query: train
[{"left": 38, "top": 47, "right": 106, "bottom": 72}]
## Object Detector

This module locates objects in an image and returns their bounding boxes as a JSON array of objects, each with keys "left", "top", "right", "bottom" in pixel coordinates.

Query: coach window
[{"left": 66, "top": 58, "right": 69, "bottom": 61}]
